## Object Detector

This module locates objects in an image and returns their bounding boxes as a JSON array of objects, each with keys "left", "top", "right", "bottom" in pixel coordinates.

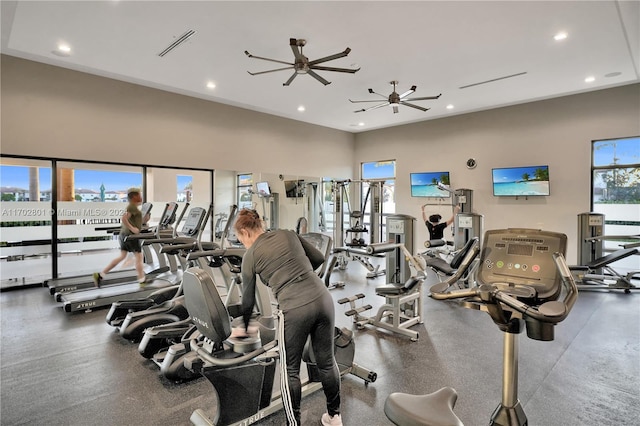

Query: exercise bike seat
[
  {"left": 376, "top": 276, "right": 422, "bottom": 296},
  {"left": 385, "top": 386, "right": 463, "bottom": 426}
]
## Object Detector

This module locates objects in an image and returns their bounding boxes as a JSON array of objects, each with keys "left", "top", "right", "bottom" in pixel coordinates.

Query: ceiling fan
[
  {"left": 349, "top": 81, "right": 441, "bottom": 113},
  {"left": 245, "top": 38, "right": 360, "bottom": 86}
]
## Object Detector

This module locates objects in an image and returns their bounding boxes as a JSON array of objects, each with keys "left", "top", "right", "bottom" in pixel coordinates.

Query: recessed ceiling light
[
  {"left": 554, "top": 32, "right": 568, "bottom": 41},
  {"left": 52, "top": 43, "right": 72, "bottom": 57},
  {"left": 446, "top": 104, "right": 454, "bottom": 110},
  {"left": 206, "top": 81, "right": 216, "bottom": 89},
  {"left": 297, "top": 105, "right": 305, "bottom": 112},
  {"left": 585, "top": 76, "right": 595, "bottom": 83},
  {"left": 358, "top": 122, "right": 365, "bottom": 126}
]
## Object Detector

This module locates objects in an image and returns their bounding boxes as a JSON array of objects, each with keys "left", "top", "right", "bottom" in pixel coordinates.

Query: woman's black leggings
[{"left": 281, "top": 291, "right": 340, "bottom": 425}]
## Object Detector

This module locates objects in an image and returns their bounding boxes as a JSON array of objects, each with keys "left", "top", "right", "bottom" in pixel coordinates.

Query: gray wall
[
  {"left": 354, "top": 84, "right": 640, "bottom": 262},
  {"left": 0, "top": 55, "right": 355, "bottom": 179}
]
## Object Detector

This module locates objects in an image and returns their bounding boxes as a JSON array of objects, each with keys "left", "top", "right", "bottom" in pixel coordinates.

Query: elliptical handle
[
  {"left": 186, "top": 248, "right": 246, "bottom": 261},
  {"left": 491, "top": 252, "right": 578, "bottom": 324}
]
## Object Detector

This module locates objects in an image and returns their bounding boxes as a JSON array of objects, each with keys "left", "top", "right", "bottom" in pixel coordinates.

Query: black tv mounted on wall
[
  {"left": 492, "top": 165, "right": 550, "bottom": 197},
  {"left": 284, "top": 180, "right": 305, "bottom": 198}
]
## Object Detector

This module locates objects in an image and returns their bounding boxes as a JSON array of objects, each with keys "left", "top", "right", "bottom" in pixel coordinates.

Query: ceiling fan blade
[
  {"left": 245, "top": 51, "right": 293, "bottom": 67},
  {"left": 349, "top": 99, "right": 390, "bottom": 103},
  {"left": 369, "top": 89, "right": 388, "bottom": 98},
  {"left": 308, "top": 48, "right": 351, "bottom": 65},
  {"left": 289, "top": 39, "right": 305, "bottom": 61},
  {"left": 310, "top": 65, "right": 360, "bottom": 74},
  {"left": 405, "top": 94, "right": 442, "bottom": 101},
  {"left": 361, "top": 102, "right": 391, "bottom": 112},
  {"left": 401, "top": 102, "right": 430, "bottom": 112},
  {"left": 307, "top": 69, "right": 331, "bottom": 85},
  {"left": 247, "top": 66, "right": 294, "bottom": 76},
  {"left": 393, "top": 105, "right": 399, "bottom": 114},
  {"left": 283, "top": 71, "right": 298, "bottom": 86},
  {"left": 399, "top": 86, "right": 417, "bottom": 99}
]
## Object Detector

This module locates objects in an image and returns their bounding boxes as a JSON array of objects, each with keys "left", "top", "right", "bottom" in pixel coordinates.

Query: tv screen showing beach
[
  {"left": 410, "top": 172, "right": 451, "bottom": 197},
  {"left": 492, "top": 165, "right": 550, "bottom": 196}
]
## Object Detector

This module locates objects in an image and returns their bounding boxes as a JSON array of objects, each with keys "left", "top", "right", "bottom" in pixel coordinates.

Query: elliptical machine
[{"left": 181, "top": 267, "right": 377, "bottom": 426}]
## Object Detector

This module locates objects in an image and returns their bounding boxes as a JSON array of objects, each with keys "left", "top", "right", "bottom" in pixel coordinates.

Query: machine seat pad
[
  {"left": 425, "top": 257, "right": 455, "bottom": 275},
  {"left": 384, "top": 387, "right": 463, "bottom": 426},
  {"left": 586, "top": 248, "right": 638, "bottom": 269},
  {"left": 376, "top": 276, "right": 422, "bottom": 296}
]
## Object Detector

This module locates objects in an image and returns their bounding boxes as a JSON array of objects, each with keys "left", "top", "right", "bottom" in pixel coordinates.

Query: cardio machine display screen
[{"left": 507, "top": 244, "right": 534, "bottom": 257}]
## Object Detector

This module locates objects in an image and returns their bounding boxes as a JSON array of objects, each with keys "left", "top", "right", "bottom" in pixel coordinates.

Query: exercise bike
[{"left": 385, "top": 228, "right": 578, "bottom": 426}]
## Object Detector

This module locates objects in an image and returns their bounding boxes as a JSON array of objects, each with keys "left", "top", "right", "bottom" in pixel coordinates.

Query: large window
[
  {"left": 361, "top": 160, "right": 396, "bottom": 243},
  {"left": 0, "top": 159, "right": 53, "bottom": 287},
  {"left": 237, "top": 174, "right": 253, "bottom": 210},
  {"left": 0, "top": 155, "right": 214, "bottom": 289},
  {"left": 591, "top": 137, "right": 639, "bottom": 270}
]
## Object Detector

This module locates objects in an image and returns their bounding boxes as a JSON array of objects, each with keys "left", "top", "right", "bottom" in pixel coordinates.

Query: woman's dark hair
[
  {"left": 234, "top": 208, "right": 263, "bottom": 233},
  {"left": 429, "top": 214, "right": 442, "bottom": 223}
]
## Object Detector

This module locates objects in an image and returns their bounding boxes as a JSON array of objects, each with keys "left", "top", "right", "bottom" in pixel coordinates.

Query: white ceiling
[{"left": 1, "top": 1, "right": 639, "bottom": 133}]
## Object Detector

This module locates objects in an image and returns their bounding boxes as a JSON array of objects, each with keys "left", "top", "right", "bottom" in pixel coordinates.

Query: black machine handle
[
  {"left": 159, "top": 241, "right": 198, "bottom": 253},
  {"left": 194, "top": 338, "right": 277, "bottom": 367},
  {"left": 186, "top": 248, "right": 246, "bottom": 262},
  {"left": 141, "top": 236, "right": 197, "bottom": 246},
  {"left": 431, "top": 252, "right": 578, "bottom": 325},
  {"left": 122, "top": 229, "right": 156, "bottom": 241}
]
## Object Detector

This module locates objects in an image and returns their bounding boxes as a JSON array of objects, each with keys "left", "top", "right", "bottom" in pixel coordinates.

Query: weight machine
[
  {"left": 325, "top": 179, "right": 387, "bottom": 286},
  {"left": 423, "top": 186, "right": 483, "bottom": 250},
  {"left": 571, "top": 212, "right": 639, "bottom": 293}
]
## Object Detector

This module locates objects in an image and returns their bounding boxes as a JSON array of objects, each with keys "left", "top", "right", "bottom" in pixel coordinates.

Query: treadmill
[
  {"left": 47, "top": 202, "right": 155, "bottom": 294},
  {"left": 60, "top": 205, "right": 210, "bottom": 313},
  {"left": 47, "top": 202, "right": 181, "bottom": 296}
]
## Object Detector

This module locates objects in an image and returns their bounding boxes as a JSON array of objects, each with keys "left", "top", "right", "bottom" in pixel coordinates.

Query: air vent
[
  {"left": 158, "top": 29, "right": 196, "bottom": 57},
  {"left": 459, "top": 72, "right": 527, "bottom": 89}
]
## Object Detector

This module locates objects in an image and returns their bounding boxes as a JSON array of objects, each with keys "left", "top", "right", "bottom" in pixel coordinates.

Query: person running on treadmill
[
  {"left": 93, "top": 188, "right": 150, "bottom": 288},
  {"left": 422, "top": 205, "right": 460, "bottom": 240},
  {"left": 234, "top": 209, "right": 343, "bottom": 426}
]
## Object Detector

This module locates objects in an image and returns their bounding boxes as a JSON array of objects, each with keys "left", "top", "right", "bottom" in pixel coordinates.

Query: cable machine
[
  {"left": 425, "top": 185, "right": 483, "bottom": 250},
  {"left": 324, "top": 180, "right": 387, "bottom": 285}
]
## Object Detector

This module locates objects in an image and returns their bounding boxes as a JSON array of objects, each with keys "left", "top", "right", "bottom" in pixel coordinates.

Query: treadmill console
[
  {"left": 182, "top": 207, "right": 207, "bottom": 237},
  {"left": 141, "top": 202, "right": 153, "bottom": 218},
  {"left": 160, "top": 202, "right": 179, "bottom": 227},
  {"left": 477, "top": 229, "right": 567, "bottom": 301}
]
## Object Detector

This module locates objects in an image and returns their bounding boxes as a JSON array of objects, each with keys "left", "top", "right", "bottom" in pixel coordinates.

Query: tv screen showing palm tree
[
  {"left": 492, "top": 165, "right": 550, "bottom": 196},
  {"left": 410, "top": 172, "right": 451, "bottom": 197}
]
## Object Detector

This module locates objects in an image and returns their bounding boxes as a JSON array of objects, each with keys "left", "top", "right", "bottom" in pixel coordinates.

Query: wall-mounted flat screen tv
[
  {"left": 410, "top": 172, "right": 451, "bottom": 197},
  {"left": 284, "top": 180, "right": 305, "bottom": 198},
  {"left": 492, "top": 165, "right": 550, "bottom": 196},
  {"left": 256, "top": 181, "right": 271, "bottom": 197}
]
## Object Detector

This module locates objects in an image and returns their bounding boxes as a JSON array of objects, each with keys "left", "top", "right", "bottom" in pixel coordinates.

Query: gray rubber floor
[{"left": 1, "top": 262, "right": 639, "bottom": 426}]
